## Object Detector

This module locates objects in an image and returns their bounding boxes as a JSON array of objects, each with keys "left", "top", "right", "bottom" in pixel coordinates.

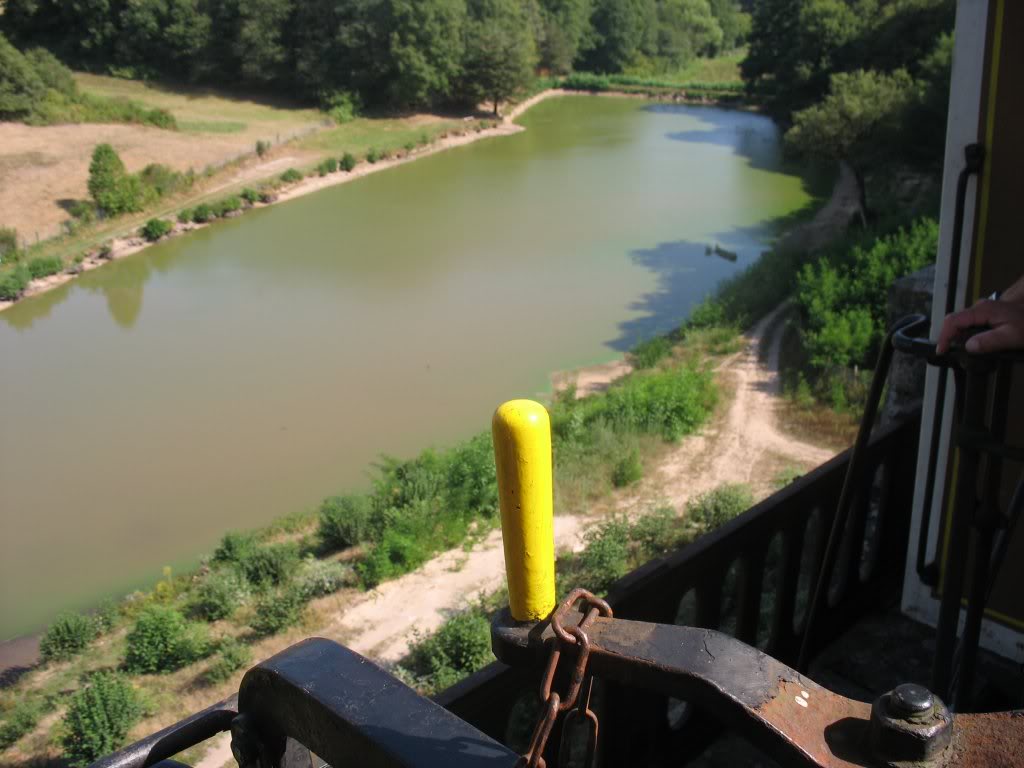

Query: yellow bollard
[{"left": 492, "top": 399, "right": 556, "bottom": 622}]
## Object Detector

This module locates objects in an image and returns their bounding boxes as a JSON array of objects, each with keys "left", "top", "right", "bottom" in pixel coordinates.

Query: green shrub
[
  {"left": 418, "top": 131, "right": 431, "bottom": 146},
  {"left": 318, "top": 494, "right": 372, "bottom": 550},
  {"left": 250, "top": 588, "right": 306, "bottom": 636},
  {"left": 25, "top": 48, "right": 76, "bottom": 96},
  {"left": 358, "top": 526, "right": 431, "bottom": 587},
  {"left": 0, "top": 699, "right": 44, "bottom": 751},
  {"left": 629, "top": 506, "right": 679, "bottom": 557},
  {"left": 403, "top": 141, "right": 416, "bottom": 152},
  {"left": 255, "top": 140, "right": 270, "bottom": 157},
  {"left": 67, "top": 200, "right": 96, "bottom": 222},
  {"left": 317, "top": 157, "right": 339, "bottom": 176},
  {"left": 240, "top": 187, "right": 260, "bottom": 205},
  {"left": 93, "top": 599, "right": 120, "bottom": 634},
  {"left": 401, "top": 610, "right": 493, "bottom": 694},
  {"left": 212, "top": 531, "right": 256, "bottom": 565},
  {"left": 212, "top": 196, "right": 242, "bottom": 217},
  {"left": 575, "top": 519, "right": 631, "bottom": 593},
  {"left": 203, "top": 638, "right": 251, "bottom": 684},
  {"left": 281, "top": 168, "right": 303, "bottom": 183},
  {"left": 177, "top": 208, "right": 193, "bottom": 224},
  {"left": 611, "top": 449, "right": 643, "bottom": 488},
  {"left": 139, "top": 164, "right": 190, "bottom": 198},
  {"left": 686, "top": 296, "right": 727, "bottom": 330},
  {"left": 87, "top": 144, "right": 143, "bottom": 216},
  {"left": 0, "top": 226, "right": 19, "bottom": 257},
  {"left": 0, "top": 33, "right": 46, "bottom": 120},
  {"left": 340, "top": 152, "right": 357, "bottom": 172},
  {"left": 189, "top": 568, "right": 249, "bottom": 621},
  {"left": 321, "top": 90, "right": 359, "bottom": 124},
  {"left": 366, "top": 147, "right": 380, "bottom": 164},
  {"left": 124, "top": 606, "right": 210, "bottom": 674},
  {"left": 0, "top": 265, "right": 30, "bottom": 300},
  {"left": 141, "top": 218, "right": 172, "bottom": 241},
  {"left": 39, "top": 612, "right": 97, "bottom": 662},
  {"left": 60, "top": 672, "right": 142, "bottom": 767},
  {"left": 27, "top": 255, "right": 63, "bottom": 279},
  {"left": 238, "top": 542, "right": 300, "bottom": 588},
  {"left": 630, "top": 336, "right": 672, "bottom": 369},
  {"left": 295, "top": 556, "right": 351, "bottom": 599},
  {"left": 191, "top": 203, "right": 213, "bottom": 223},
  {"left": 686, "top": 484, "right": 754, "bottom": 532}
]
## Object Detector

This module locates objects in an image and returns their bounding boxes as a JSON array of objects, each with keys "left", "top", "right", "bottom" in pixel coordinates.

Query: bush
[
  {"left": 212, "top": 531, "right": 257, "bottom": 566},
  {"left": 0, "top": 700, "right": 44, "bottom": 751},
  {"left": 39, "top": 612, "right": 97, "bottom": 662},
  {"left": 191, "top": 203, "right": 214, "bottom": 223},
  {"left": 189, "top": 568, "right": 249, "bottom": 621},
  {"left": 321, "top": 90, "right": 359, "bottom": 124},
  {"left": 240, "top": 187, "right": 260, "bottom": 205},
  {"left": 611, "top": 449, "right": 643, "bottom": 488},
  {"left": 250, "top": 588, "right": 306, "bottom": 636},
  {"left": 212, "top": 196, "right": 241, "bottom": 217},
  {"left": 177, "top": 208, "right": 193, "bottom": 224},
  {"left": 686, "top": 296, "right": 727, "bottom": 330},
  {"left": 366, "top": 147, "right": 380, "bottom": 164},
  {"left": 629, "top": 507, "right": 679, "bottom": 557},
  {"left": 318, "top": 494, "right": 372, "bottom": 551},
  {"left": 88, "top": 143, "right": 143, "bottom": 216},
  {"left": 139, "top": 163, "right": 190, "bottom": 198},
  {"left": 68, "top": 200, "right": 96, "bottom": 222},
  {"left": 255, "top": 140, "right": 270, "bottom": 157},
  {"left": 317, "top": 157, "right": 339, "bottom": 176},
  {"left": 402, "top": 611, "right": 492, "bottom": 694},
  {"left": 0, "top": 33, "right": 46, "bottom": 120},
  {"left": 339, "top": 152, "right": 357, "bottom": 172},
  {"left": 92, "top": 599, "right": 120, "bottom": 634},
  {"left": 280, "top": 168, "right": 303, "bottom": 183},
  {"left": 61, "top": 672, "right": 142, "bottom": 767},
  {"left": 0, "top": 265, "right": 30, "bottom": 300},
  {"left": 27, "top": 255, "right": 63, "bottom": 279},
  {"left": 141, "top": 218, "right": 172, "bottom": 241},
  {"left": 124, "top": 606, "right": 210, "bottom": 674},
  {"left": 630, "top": 336, "right": 672, "bottom": 369},
  {"left": 575, "top": 519, "right": 631, "bottom": 593},
  {"left": 237, "top": 542, "right": 300, "bottom": 588},
  {"left": 686, "top": 484, "right": 754, "bottom": 532},
  {"left": 0, "top": 226, "right": 19, "bottom": 257},
  {"left": 295, "top": 556, "right": 351, "bottom": 599},
  {"left": 203, "top": 638, "right": 251, "bottom": 684}
]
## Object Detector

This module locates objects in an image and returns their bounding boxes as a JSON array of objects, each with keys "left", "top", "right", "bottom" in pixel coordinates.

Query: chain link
[{"left": 517, "top": 589, "right": 613, "bottom": 768}]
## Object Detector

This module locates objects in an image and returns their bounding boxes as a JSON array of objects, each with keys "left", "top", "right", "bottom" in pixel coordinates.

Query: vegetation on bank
[{"left": 0, "top": 350, "right": 722, "bottom": 765}]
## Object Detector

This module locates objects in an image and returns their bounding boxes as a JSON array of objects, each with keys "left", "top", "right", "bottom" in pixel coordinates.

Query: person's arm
[{"left": 936, "top": 274, "right": 1024, "bottom": 355}]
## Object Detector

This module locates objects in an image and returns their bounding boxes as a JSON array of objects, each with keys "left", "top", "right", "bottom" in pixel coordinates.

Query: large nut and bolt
[{"left": 869, "top": 683, "right": 952, "bottom": 766}]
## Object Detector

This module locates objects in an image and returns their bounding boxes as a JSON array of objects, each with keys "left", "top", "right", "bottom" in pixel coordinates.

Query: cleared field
[{"left": 0, "top": 76, "right": 327, "bottom": 241}]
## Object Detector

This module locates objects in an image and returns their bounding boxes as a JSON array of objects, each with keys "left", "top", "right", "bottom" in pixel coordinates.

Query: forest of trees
[{"left": 0, "top": 0, "right": 749, "bottom": 112}]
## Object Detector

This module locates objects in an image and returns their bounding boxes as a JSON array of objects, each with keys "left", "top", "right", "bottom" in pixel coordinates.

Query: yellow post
[{"left": 492, "top": 399, "right": 556, "bottom": 622}]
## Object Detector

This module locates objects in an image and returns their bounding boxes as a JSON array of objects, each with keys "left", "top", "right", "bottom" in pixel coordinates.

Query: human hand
[{"left": 936, "top": 297, "right": 1024, "bottom": 355}]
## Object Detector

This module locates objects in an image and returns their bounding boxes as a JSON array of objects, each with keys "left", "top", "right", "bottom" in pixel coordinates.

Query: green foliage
[
  {"left": 123, "top": 606, "right": 210, "bottom": 674},
  {"left": 141, "top": 218, "right": 173, "bottom": 241},
  {"left": 191, "top": 203, "right": 214, "bottom": 223},
  {"left": 240, "top": 188, "right": 260, "bottom": 205},
  {"left": 203, "top": 638, "right": 252, "bottom": 685},
  {"left": 317, "top": 157, "right": 339, "bottom": 176},
  {"left": 630, "top": 335, "right": 672, "bottom": 369},
  {"left": 27, "top": 255, "right": 63, "bottom": 279},
  {"left": 0, "top": 227, "right": 18, "bottom": 258},
  {"left": 321, "top": 90, "right": 360, "bottom": 122},
  {"left": 177, "top": 208, "right": 194, "bottom": 224},
  {"left": 629, "top": 506, "right": 680, "bottom": 556},
  {"left": 139, "top": 164, "right": 191, "bottom": 198},
  {"left": 401, "top": 610, "right": 493, "bottom": 694},
  {"left": 39, "top": 612, "right": 97, "bottom": 662},
  {"left": 280, "top": 168, "right": 303, "bottom": 183},
  {"left": 189, "top": 568, "right": 250, "bottom": 621},
  {"left": 295, "top": 556, "right": 351, "bottom": 599},
  {"left": 462, "top": 0, "right": 537, "bottom": 114},
  {"left": 0, "top": 32, "right": 47, "bottom": 119},
  {"left": 686, "top": 296, "right": 727, "bottom": 330},
  {"left": 575, "top": 518, "right": 631, "bottom": 593},
  {"left": 255, "top": 140, "right": 270, "bottom": 157},
  {"left": 24, "top": 47, "right": 76, "bottom": 96},
  {"left": 611, "top": 449, "right": 643, "bottom": 487},
  {"left": 796, "top": 218, "right": 938, "bottom": 369},
  {"left": 318, "top": 494, "right": 372, "bottom": 551},
  {"left": 686, "top": 483, "right": 753, "bottom": 531},
  {"left": 340, "top": 152, "right": 358, "bottom": 172},
  {"left": 0, "top": 265, "right": 31, "bottom": 301},
  {"left": 236, "top": 542, "right": 300, "bottom": 588},
  {"left": 212, "top": 196, "right": 242, "bottom": 217},
  {"left": 88, "top": 144, "right": 144, "bottom": 216},
  {"left": 61, "top": 673, "right": 142, "bottom": 767},
  {"left": 0, "top": 699, "right": 45, "bottom": 751},
  {"left": 250, "top": 588, "right": 306, "bottom": 636},
  {"left": 366, "top": 147, "right": 381, "bottom": 164}
]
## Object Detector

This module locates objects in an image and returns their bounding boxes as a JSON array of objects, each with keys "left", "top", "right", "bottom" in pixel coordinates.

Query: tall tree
[
  {"left": 234, "top": 0, "right": 291, "bottom": 84},
  {"left": 656, "top": 0, "right": 723, "bottom": 68},
  {"left": 463, "top": 0, "right": 537, "bottom": 114},
  {"left": 118, "top": 0, "right": 211, "bottom": 78},
  {"left": 785, "top": 68, "right": 915, "bottom": 219},
  {"left": 0, "top": 33, "right": 47, "bottom": 120},
  {"left": 584, "top": 0, "right": 648, "bottom": 72},
  {"left": 708, "top": 0, "right": 750, "bottom": 51},
  {"left": 537, "top": 0, "right": 592, "bottom": 74},
  {"left": 387, "top": 0, "right": 467, "bottom": 108}
]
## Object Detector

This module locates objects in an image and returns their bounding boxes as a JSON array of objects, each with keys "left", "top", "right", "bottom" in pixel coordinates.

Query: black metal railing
[{"left": 439, "top": 412, "right": 921, "bottom": 762}]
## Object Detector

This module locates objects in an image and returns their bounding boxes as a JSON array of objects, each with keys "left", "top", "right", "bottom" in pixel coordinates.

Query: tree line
[
  {"left": 1, "top": 0, "right": 749, "bottom": 112},
  {"left": 743, "top": 0, "right": 955, "bottom": 214}
]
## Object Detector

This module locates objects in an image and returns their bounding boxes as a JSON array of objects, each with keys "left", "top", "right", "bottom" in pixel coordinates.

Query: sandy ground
[{"left": 0, "top": 90, "right": 568, "bottom": 313}]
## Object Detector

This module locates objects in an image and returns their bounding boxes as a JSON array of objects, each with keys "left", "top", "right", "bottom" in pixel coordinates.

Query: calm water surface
[{"left": 0, "top": 97, "right": 820, "bottom": 639}]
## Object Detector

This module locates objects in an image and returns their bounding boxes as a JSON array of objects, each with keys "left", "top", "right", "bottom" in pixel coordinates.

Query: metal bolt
[{"left": 889, "top": 683, "right": 934, "bottom": 718}]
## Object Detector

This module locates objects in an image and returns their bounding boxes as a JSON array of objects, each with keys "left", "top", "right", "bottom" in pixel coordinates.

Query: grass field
[
  {"left": 659, "top": 48, "right": 745, "bottom": 85},
  {"left": 298, "top": 115, "right": 466, "bottom": 157}
]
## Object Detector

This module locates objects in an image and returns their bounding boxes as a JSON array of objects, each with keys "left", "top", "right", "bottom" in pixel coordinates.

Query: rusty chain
[{"left": 517, "top": 589, "right": 613, "bottom": 768}]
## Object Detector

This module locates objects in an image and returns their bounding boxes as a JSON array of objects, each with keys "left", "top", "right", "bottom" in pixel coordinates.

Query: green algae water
[{"left": 0, "top": 97, "right": 820, "bottom": 640}]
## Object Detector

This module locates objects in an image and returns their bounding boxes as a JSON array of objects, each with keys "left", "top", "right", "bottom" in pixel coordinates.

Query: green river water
[{"left": 0, "top": 96, "right": 821, "bottom": 640}]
